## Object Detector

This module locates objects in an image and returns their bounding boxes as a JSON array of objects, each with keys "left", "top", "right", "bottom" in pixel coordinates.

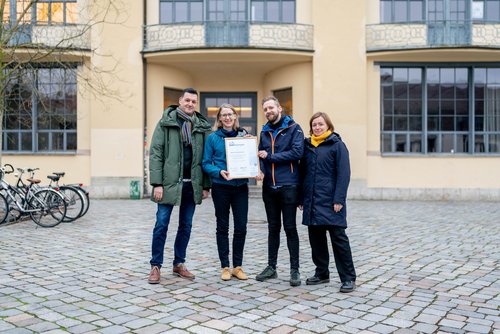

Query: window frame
[
  {"left": 30, "top": 0, "right": 78, "bottom": 25},
  {"left": 159, "top": 0, "right": 204, "bottom": 24},
  {"left": 378, "top": 62, "right": 500, "bottom": 156},
  {"left": 273, "top": 87, "right": 293, "bottom": 116},
  {"left": 2, "top": 63, "right": 78, "bottom": 154},
  {"left": 250, "top": 0, "right": 296, "bottom": 23},
  {"left": 380, "top": 0, "right": 425, "bottom": 23},
  {"left": 472, "top": 0, "right": 500, "bottom": 22}
]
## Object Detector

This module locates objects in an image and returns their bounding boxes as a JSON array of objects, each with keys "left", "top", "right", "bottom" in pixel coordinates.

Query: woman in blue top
[{"left": 202, "top": 104, "right": 249, "bottom": 281}]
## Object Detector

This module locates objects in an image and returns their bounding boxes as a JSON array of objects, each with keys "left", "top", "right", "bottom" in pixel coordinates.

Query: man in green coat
[{"left": 148, "top": 88, "right": 212, "bottom": 284}]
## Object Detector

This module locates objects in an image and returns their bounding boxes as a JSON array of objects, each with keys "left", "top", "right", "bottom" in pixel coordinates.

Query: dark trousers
[
  {"left": 211, "top": 183, "right": 248, "bottom": 268},
  {"left": 262, "top": 185, "right": 300, "bottom": 270},
  {"left": 308, "top": 225, "right": 356, "bottom": 282}
]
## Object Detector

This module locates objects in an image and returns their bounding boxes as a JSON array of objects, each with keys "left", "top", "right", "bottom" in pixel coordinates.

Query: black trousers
[
  {"left": 308, "top": 225, "right": 356, "bottom": 282},
  {"left": 262, "top": 185, "right": 300, "bottom": 270},
  {"left": 211, "top": 183, "right": 248, "bottom": 268}
]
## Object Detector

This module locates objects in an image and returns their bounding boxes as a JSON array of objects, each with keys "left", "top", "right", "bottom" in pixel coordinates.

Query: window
[
  {"left": 474, "top": 68, "right": 500, "bottom": 152},
  {"left": 4, "top": 0, "right": 77, "bottom": 24},
  {"left": 3, "top": 1, "right": 11, "bottom": 21},
  {"left": 485, "top": 0, "right": 500, "bottom": 21},
  {"left": 251, "top": 0, "right": 295, "bottom": 23},
  {"left": 35, "top": 0, "right": 77, "bottom": 25},
  {"left": 163, "top": 87, "right": 183, "bottom": 109},
  {"left": 160, "top": 0, "right": 203, "bottom": 23},
  {"left": 381, "top": 65, "right": 500, "bottom": 154},
  {"left": 472, "top": 0, "right": 500, "bottom": 21},
  {"left": 273, "top": 87, "right": 293, "bottom": 116},
  {"left": 3, "top": 65, "right": 77, "bottom": 153},
  {"left": 380, "top": 0, "right": 424, "bottom": 23}
]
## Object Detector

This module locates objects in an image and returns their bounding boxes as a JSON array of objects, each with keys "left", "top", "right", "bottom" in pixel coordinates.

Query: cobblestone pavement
[{"left": 0, "top": 198, "right": 499, "bottom": 334}]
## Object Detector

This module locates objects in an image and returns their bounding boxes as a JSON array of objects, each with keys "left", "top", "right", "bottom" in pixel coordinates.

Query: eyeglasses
[{"left": 220, "top": 113, "right": 235, "bottom": 118}]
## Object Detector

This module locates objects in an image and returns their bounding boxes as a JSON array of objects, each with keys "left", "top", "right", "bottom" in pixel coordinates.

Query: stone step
[{"left": 248, "top": 185, "right": 262, "bottom": 198}]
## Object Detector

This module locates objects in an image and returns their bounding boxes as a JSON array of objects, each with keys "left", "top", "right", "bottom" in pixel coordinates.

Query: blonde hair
[{"left": 213, "top": 103, "right": 240, "bottom": 131}]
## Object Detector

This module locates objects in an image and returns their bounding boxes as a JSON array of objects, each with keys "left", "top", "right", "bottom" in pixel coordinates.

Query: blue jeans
[{"left": 150, "top": 182, "right": 196, "bottom": 268}]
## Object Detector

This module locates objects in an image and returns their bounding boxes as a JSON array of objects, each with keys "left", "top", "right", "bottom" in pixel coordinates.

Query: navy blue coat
[
  {"left": 259, "top": 115, "right": 304, "bottom": 187},
  {"left": 300, "top": 133, "right": 351, "bottom": 227}
]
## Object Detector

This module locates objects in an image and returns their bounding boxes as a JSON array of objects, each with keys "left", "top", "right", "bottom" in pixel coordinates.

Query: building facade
[{"left": 3, "top": 0, "right": 500, "bottom": 200}]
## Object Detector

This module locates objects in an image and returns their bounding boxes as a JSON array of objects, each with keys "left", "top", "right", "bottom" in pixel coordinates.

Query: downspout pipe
[{"left": 142, "top": 0, "right": 149, "bottom": 198}]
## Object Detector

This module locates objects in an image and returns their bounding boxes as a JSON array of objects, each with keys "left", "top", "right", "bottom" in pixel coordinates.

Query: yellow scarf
[{"left": 311, "top": 130, "right": 332, "bottom": 147}]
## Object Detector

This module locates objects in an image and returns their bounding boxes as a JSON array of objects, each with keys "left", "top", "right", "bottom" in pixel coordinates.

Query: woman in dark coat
[{"left": 299, "top": 112, "right": 356, "bottom": 293}]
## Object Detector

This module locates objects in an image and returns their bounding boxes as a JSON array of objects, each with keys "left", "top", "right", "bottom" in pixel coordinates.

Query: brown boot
[
  {"left": 148, "top": 265, "right": 160, "bottom": 284},
  {"left": 173, "top": 263, "right": 195, "bottom": 280}
]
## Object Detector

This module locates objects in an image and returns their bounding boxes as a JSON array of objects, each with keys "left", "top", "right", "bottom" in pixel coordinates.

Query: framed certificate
[{"left": 225, "top": 136, "right": 260, "bottom": 179}]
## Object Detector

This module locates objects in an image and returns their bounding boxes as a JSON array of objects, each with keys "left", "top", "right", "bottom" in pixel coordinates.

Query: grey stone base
[
  {"left": 90, "top": 177, "right": 144, "bottom": 199},
  {"left": 348, "top": 179, "right": 500, "bottom": 201}
]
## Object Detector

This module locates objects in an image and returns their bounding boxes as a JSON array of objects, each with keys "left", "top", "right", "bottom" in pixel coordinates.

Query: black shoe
[
  {"left": 305, "top": 276, "right": 330, "bottom": 285},
  {"left": 340, "top": 281, "right": 356, "bottom": 293},
  {"left": 290, "top": 269, "right": 301, "bottom": 287},
  {"left": 255, "top": 266, "right": 277, "bottom": 281}
]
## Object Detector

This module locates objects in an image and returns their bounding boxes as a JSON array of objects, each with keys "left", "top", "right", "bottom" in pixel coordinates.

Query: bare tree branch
[{"left": 0, "top": 0, "right": 130, "bottom": 155}]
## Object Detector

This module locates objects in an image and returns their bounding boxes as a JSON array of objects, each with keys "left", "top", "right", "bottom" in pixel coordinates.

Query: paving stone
[
  {"left": 369, "top": 323, "right": 398, "bottom": 333},
  {"left": 0, "top": 199, "right": 498, "bottom": 334}
]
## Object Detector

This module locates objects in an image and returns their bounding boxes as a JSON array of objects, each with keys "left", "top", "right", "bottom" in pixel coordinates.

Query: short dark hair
[
  {"left": 182, "top": 87, "right": 198, "bottom": 97},
  {"left": 309, "top": 112, "right": 334, "bottom": 135}
]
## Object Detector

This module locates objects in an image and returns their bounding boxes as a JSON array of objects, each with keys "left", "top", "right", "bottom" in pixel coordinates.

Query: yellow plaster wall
[
  {"left": 146, "top": 64, "right": 194, "bottom": 148},
  {"left": 89, "top": 0, "right": 144, "bottom": 178},
  {"left": 90, "top": 128, "right": 144, "bottom": 177},
  {"left": 1, "top": 156, "right": 91, "bottom": 186},
  {"left": 312, "top": 0, "right": 367, "bottom": 180},
  {"left": 263, "top": 62, "right": 312, "bottom": 132},
  {"left": 296, "top": 0, "right": 312, "bottom": 24},
  {"left": 368, "top": 156, "right": 500, "bottom": 188}
]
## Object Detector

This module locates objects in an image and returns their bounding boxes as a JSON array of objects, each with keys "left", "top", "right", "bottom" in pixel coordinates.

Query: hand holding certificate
[{"left": 225, "top": 136, "right": 260, "bottom": 179}]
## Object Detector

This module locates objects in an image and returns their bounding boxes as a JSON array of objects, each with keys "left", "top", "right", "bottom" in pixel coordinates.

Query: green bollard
[{"left": 130, "top": 180, "right": 140, "bottom": 199}]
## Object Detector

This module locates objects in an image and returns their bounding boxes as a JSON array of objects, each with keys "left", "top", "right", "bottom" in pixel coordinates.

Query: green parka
[{"left": 149, "top": 105, "right": 212, "bottom": 205}]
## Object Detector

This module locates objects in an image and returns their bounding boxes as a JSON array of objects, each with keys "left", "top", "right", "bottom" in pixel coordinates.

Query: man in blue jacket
[{"left": 255, "top": 96, "right": 304, "bottom": 286}]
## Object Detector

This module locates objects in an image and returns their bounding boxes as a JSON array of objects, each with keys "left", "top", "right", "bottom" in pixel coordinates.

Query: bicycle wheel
[
  {"left": 75, "top": 186, "right": 90, "bottom": 217},
  {"left": 28, "top": 189, "right": 67, "bottom": 227},
  {"left": 58, "top": 186, "right": 85, "bottom": 222},
  {"left": 0, "top": 193, "right": 9, "bottom": 225},
  {"left": 5, "top": 190, "right": 23, "bottom": 222}
]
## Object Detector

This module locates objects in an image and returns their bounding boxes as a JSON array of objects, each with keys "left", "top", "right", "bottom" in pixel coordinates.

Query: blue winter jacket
[
  {"left": 202, "top": 128, "right": 249, "bottom": 186},
  {"left": 300, "top": 132, "right": 351, "bottom": 228},
  {"left": 259, "top": 115, "right": 304, "bottom": 187}
]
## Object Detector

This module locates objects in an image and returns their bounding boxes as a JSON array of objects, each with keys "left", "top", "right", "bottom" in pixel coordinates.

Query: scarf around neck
[
  {"left": 311, "top": 130, "right": 332, "bottom": 147},
  {"left": 220, "top": 128, "right": 238, "bottom": 137},
  {"left": 177, "top": 108, "right": 195, "bottom": 145}
]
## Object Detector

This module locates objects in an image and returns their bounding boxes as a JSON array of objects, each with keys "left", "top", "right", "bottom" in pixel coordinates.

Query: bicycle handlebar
[{"left": 1, "top": 164, "right": 14, "bottom": 174}]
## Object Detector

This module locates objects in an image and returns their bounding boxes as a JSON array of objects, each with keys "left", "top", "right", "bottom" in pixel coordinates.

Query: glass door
[
  {"left": 428, "top": 0, "right": 471, "bottom": 45},
  {"left": 200, "top": 92, "right": 258, "bottom": 184},
  {"left": 200, "top": 92, "right": 257, "bottom": 135},
  {"left": 206, "top": 0, "right": 249, "bottom": 46}
]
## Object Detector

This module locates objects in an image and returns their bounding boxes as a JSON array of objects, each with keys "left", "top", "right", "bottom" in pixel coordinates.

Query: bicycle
[
  {"left": 47, "top": 174, "right": 87, "bottom": 222},
  {"left": 12, "top": 167, "right": 86, "bottom": 223},
  {"left": 51, "top": 172, "right": 90, "bottom": 218},
  {"left": 0, "top": 164, "right": 67, "bottom": 228}
]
